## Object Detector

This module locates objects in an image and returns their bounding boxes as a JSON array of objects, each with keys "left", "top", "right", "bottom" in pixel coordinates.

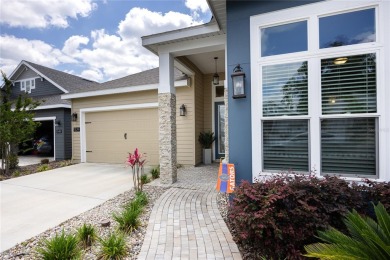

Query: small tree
[
  {"left": 126, "top": 148, "right": 146, "bottom": 192},
  {"left": 0, "top": 71, "right": 40, "bottom": 175}
]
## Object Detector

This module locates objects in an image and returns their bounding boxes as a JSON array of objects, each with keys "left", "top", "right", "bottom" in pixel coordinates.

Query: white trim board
[
  {"left": 62, "top": 79, "right": 190, "bottom": 100},
  {"left": 35, "top": 104, "right": 71, "bottom": 110},
  {"left": 79, "top": 102, "right": 158, "bottom": 163}
]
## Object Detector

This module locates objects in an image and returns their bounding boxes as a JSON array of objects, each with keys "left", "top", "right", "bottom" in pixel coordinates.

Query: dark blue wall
[
  {"left": 226, "top": 0, "right": 321, "bottom": 183},
  {"left": 12, "top": 79, "right": 64, "bottom": 98}
]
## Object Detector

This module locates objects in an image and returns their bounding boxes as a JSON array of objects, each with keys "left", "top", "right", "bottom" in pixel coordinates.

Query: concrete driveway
[{"left": 0, "top": 163, "right": 133, "bottom": 252}]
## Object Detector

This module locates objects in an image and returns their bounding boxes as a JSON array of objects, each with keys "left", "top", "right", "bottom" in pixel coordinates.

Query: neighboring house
[
  {"left": 7, "top": 60, "right": 100, "bottom": 160},
  {"left": 137, "top": 0, "right": 389, "bottom": 183}
]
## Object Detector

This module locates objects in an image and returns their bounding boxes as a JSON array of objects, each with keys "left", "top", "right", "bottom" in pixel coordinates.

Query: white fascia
[
  {"left": 142, "top": 21, "right": 220, "bottom": 49},
  {"left": 35, "top": 104, "right": 71, "bottom": 110},
  {"left": 61, "top": 79, "right": 190, "bottom": 100}
]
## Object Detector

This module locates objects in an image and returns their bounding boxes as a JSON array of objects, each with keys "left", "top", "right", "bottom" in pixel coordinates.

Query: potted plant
[{"left": 198, "top": 131, "right": 215, "bottom": 164}]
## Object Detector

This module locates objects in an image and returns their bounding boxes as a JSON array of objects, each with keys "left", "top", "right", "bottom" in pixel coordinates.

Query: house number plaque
[{"left": 74, "top": 127, "right": 80, "bottom": 132}]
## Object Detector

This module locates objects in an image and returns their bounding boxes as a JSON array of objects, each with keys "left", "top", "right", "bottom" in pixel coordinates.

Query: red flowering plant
[{"left": 126, "top": 148, "right": 146, "bottom": 192}]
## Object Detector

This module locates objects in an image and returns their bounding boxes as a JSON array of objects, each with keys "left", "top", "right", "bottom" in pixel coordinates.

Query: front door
[{"left": 214, "top": 102, "right": 225, "bottom": 159}]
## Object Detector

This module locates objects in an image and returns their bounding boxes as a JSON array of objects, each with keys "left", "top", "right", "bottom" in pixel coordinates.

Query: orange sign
[{"left": 216, "top": 161, "right": 235, "bottom": 193}]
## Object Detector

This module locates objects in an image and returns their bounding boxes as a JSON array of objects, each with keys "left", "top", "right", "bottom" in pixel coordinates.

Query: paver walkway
[{"left": 138, "top": 165, "right": 242, "bottom": 260}]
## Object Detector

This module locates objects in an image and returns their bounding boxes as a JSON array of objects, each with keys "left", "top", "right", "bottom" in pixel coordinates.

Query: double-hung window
[{"left": 251, "top": 0, "right": 389, "bottom": 179}]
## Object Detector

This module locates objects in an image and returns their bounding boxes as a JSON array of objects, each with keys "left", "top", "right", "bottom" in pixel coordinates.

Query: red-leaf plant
[{"left": 126, "top": 148, "right": 146, "bottom": 192}]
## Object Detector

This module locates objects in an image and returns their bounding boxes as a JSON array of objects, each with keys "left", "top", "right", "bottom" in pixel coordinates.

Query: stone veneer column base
[{"left": 159, "top": 92, "right": 177, "bottom": 184}]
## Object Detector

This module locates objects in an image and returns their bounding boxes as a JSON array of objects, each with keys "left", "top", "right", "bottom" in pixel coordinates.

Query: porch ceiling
[{"left": 185, "top": 50, "right": 225, "bottom": 74}]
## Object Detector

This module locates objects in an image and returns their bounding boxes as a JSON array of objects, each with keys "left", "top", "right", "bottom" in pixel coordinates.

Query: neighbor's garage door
[{"left": 85, "top": 108, "right": 159, "bottom": 164}]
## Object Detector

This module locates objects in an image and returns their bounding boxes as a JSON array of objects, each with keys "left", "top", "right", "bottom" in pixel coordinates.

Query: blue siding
[
  {"left": 12, "top": 78, "right": 63, "bottom": 98},
  {"left": 226, "top": 0, "right": 322, "bottom": 183}
]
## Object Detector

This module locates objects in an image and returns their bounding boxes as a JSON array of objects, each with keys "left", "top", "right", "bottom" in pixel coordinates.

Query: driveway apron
[
  {"left": 0, "top": 163, "right": 133, "bottom": 252},
  {"left": 139, "top": 165, "right": 242, "bottom": 260}
]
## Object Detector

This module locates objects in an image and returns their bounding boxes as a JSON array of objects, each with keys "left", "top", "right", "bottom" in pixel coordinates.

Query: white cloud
[
  {"left": 0, "top": 0, "right": 97, "bottom": 28},
  {"left": 118, "top": 7, "right": 202, "bottom": 39},
  {"left": 62, "top": 35, "right": 89, "bottom": 55},
  {"left": 0, "top": 35, "right": 75, "bottom": 76},
  {"left": 1, "top": 7, "right": 207, "bottom": 82},
  {"left": 185, "top": 0, "right": 209, "bottom": 13}
]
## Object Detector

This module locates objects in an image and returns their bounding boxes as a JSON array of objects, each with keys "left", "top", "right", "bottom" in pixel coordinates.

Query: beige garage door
[{"left": 85, "top": 108, "right": 159, "bottom": 164}]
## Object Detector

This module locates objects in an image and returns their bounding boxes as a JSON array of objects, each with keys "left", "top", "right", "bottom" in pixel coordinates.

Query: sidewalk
[{"left": 138, "top": 165, "right": 242, "bottom": 260}]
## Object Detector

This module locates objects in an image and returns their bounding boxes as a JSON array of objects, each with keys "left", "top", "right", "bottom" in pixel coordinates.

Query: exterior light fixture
[
  {"left": 72, "top": 112, "right": 78, "bottom": 122},
  {"left": 334, "top": 57, "right": 348, "bottom": 65},
  {"left": 231, "top": 64, "right": 246, "bottom": 99},
  {"left": 55, "top": 120, "right": 61, "bottom": 126},
  {"left": 180, "top": 104, "right": 186, "bottom": 116},
  {"left": 213, "top": 57, "right": 219, "bottom": 85}
]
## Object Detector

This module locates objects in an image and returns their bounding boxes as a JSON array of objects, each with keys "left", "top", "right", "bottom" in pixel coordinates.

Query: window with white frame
[
  {"left": 19, "top": 78, "right": 36, "bottom": 93},
  {"left": 251, "top": 0, "right": 389, "bottom": 178}
]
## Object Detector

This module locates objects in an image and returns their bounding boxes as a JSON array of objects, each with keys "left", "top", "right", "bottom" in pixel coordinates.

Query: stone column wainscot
[{"left": 159, "top": 92, "right": 177, "bottom": 184}]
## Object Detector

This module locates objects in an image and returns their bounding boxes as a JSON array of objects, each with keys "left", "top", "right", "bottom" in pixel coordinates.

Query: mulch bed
[{"left": 0, "top": 160, "right": 74, "bottom": 181}]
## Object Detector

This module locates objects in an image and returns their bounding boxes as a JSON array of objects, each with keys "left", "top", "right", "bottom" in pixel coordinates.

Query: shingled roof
[{"left": 24, "top": 61, "right": 100, "bottom": 93}]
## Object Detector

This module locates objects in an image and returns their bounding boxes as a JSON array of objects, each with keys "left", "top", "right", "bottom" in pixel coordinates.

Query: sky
[{"left": 0, "top": 0, "right": 211, "bottom": 82}]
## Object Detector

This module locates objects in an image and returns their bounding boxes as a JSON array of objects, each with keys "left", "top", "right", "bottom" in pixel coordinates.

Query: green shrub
[
  {"left": 150, "top": 167, "right": 159, "bottom": 179},
  {"left": 228, "top": 174, "right": 390, "bottom": 259},
  {"left": 8, "top": 153, "right": 19, "bottom": 169},
  {"left": 41, "top": 158, "right": 50, "bottom": 164},
  {"left": 113, "top": 204, "right": 142, "bottom": 233},
  {"left": 305, "top": 202, "right": 390, "bottom": 259},
  {"left": 134, "top": 191, "right": 148, "bottom": 207},
  {"left": 36, "top": 230, "right": 82, "bottom": 260},
  {"left": 99, "top": 233, "right": 127, "bottom": 260},
  {"left": 12, "top": 170, "right": 21, "bottom": 177},
  {"left": 37, "top": 164, "right": 50, "bottom": 172},
  {"left": 77, "top": 223, "right": 97, "bottom": 248},
  {"left": 140, "top": 174, "right": 150, "bottom": 185},
  {"left": 59, "top": 160, "right": 72, "bottom": 167}
]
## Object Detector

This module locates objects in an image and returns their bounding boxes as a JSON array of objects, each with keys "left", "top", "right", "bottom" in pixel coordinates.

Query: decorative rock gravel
[{"left": 0, "top": 185, "right": 167, "bottom": 260}]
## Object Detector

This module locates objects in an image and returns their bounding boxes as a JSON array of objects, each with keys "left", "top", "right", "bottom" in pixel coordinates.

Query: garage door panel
[{"left": 85, "top": 108, "right": 159, "bottom": 164}]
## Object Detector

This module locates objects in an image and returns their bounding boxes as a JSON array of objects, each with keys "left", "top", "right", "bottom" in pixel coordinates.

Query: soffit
[{"left": 207, "top": 0, "right": 227, "bottom": 32}]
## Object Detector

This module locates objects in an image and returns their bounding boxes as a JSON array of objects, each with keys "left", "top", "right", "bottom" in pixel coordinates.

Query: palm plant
[
  {"left": 198, "top": 131, "right": 215, "bottom": 149},
  {"left": 304, "top": 202, "right": 390, "bottom": 260}
]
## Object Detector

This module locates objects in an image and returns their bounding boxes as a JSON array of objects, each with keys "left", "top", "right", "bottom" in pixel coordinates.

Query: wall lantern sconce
[
  {"left": 231, "top": 64, "right": 246, "bottom": 99},
  {"left": 55, "top": 120, "right": 61, "bottom": 126},
  {"left": 72, "top": 112, "right": 78, "bottom": 122},
  {"left": 180, "top": 104, "right": 186, "bottom": 116},
  {"left": 213, "top": 57, "right": 219, "bottom": 85}
]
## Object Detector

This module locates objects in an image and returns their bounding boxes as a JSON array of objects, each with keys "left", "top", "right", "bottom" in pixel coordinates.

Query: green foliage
[
  {"left": 99, "top": 233, "right": 127, "bottom": 260},
  {"left": 0, "top": 71, "right": 40, "bottom": 176},
  {"left": 113, "top": 204, "right": 142, "bottom": 233},
  {"left": 77, "top": 223, "right": 97, "bottom": 248},
  {"left": 228, "top": 174, "right": 390, "bottom": 259},
  {"left": 41, "top": 158, "right": 50, "bottom": 164},
  {"left": 7, "top": 153, "right": 19, "bottom": 169},
  {"left": 59, "top": 160, "right": 72, "bottom": 167},
  {"left": 134, "top": 191, "right": 148, "bottom": 207},
  {"left": 140, "top": 174, "right": 150, "bottom": 185},
  {"left": 12, "top": 170, "right": 21, "bottom": 178},
  {"left": 36, "top": 230, "right": 82, "bottom": 260},
  {"left": 198, "top": 131, "right": 215, "bottom": 149},
  {"left": 37, "top": 164, "right": 51, "bottom": 172},
  {"left": 305, "top": 202, "right": 390, "bottom": 259},
  {"left": 150, "top": 166, "right": 160, "bottom": 179}
]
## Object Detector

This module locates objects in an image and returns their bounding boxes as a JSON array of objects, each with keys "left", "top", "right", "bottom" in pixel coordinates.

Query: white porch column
[{"left": 158, "top": 52, "right": 177, "bottom": 184}]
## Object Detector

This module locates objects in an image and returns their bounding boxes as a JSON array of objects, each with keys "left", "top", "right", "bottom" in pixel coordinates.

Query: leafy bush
[
  {"left": 8, "top": 153, "right": 19, "bottom": 169},
  {"left": 37, "top": 164, "right": 50, "bottom": 172},
  {"left": 113, "top": 204, "right": 142, "bottom": 233},
  {"left": 150, "top": 167, "right": 160, "bottom": 179},
  {"left": 77, "top": 223, "right": 97, "bottom": 248},
  {"left": 12, "top": 170, "right": 21, "bottom": 177},
  {"left": 134, "top": 191, "right": 148, "bottom": 207},
  {"left": 141, "top": 174, "right": 150, "bottom": 185},
  {"left": 228, "top": 174, "right": 390, "bottom": 259},
  {"left": 198, "top": 131, "right": 215, "bottom": 149},
  {"left": 41, "top": 158, "right": 50, "bottom": 164},
  {"left": 36, "top": 230, "right": 82, "bottom": 260},
  {"left": 99, "top": 232, "right": 127, "bottom": 260},
  {"left": 305, "top": 202, "right": 390, "bottom": 259}
]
